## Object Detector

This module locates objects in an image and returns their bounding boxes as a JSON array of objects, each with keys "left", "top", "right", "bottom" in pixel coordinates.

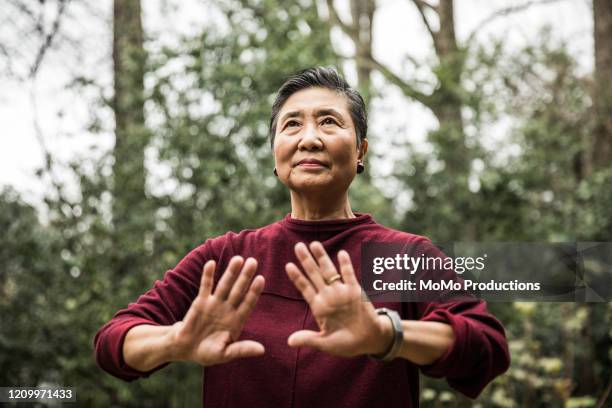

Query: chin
[{"left": 288, "top": 175, "right": 333, "bottom": 193}]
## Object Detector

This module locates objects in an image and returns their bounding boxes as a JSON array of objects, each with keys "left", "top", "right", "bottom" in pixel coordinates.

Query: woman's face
[{"left": 273, "top": 87, "right": 367, "bottom": 194}]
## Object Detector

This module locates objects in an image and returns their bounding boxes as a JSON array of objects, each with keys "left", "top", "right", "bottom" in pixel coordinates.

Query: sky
[{"left": 0, "top": 0, "right": 593, "bottom": 209}]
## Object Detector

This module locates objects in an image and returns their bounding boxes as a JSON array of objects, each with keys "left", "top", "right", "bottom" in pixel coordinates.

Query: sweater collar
[{"left": 280, "top": 212, "right": 375, "bottom": 232}]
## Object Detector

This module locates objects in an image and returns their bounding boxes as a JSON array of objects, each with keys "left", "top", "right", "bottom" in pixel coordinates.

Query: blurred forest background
[{"left": 1, "top": 0, "right": 611, "bottom": 406}]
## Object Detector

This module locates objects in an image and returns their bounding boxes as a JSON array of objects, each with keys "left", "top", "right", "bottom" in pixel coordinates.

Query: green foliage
[
  {"left": 1, "top": 1, "right": 395, "bottom": 406},
  {"left": 393, "top": 28, "right": 611, "bottom": 407},
  {"left": 1, "top": 4, "right": 610, "bottom": 408}
]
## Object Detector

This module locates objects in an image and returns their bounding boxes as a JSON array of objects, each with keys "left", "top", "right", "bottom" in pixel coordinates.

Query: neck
[{"left": 289, "top": 189, "right": 355, "bottom": 220}]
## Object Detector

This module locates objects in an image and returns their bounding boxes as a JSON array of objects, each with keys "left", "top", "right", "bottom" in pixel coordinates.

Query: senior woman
[{"left": 94, "top": 67, "right": 510, "bottom": 407}]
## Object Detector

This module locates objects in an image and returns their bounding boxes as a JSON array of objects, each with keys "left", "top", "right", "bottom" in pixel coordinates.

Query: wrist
[
  {"left": 371, "top": 314, "right": 394, "bottom": 356},
  {"left": 368, "top": 308, "right": 404, "bottom": 362},
  {"left": 164, "top": 322, "right": 186, "bottom": 362},
  {"left": 124, "top": 324, "right": 176, "bottom": 372}
]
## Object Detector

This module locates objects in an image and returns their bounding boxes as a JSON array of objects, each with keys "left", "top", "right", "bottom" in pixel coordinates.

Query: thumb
[
  {"left": 223, "top": 340, "right": 265, "bottom": 361},
  {"left": 287, "top": 330, "right": 324, "bottom": 349}
]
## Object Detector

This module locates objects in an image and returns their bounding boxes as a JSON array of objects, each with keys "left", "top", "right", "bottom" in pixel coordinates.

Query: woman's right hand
[{"left": 166, "top": 256, "right": 265, "bottom": 366}]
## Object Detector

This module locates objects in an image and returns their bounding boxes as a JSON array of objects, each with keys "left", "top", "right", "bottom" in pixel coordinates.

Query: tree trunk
[
  {"left": 434, "top": 0, "right": 459, "bottom": 60},
  {"left": 592, "top": 0, "right": 612, "bottom": 169},
  {"left": 112, "top": 0, "right": 148, "bottom": 274},
  {"left": 428, "top": 0, "right": 473, "bottom": 239},
  {"left": 430, "top": 0, "right": 469, "bottom": 177},
  {"left": 327, "top": 0, "right": 474, "bottom": 239},
  {"left": 350, "top": 0, "right": 375, "bottom": 103}
]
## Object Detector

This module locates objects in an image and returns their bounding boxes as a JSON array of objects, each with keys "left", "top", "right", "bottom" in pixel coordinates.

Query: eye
[
  {"left": 284, "top": 120, "right": 300, "bottom": 129},
  {"left": 321, "top": 117, "right": 338, "bottom": 126}
]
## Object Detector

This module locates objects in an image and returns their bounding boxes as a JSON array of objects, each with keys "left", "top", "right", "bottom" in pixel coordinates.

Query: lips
[{"left": 296, "top": 158, "right": 328, "bottom": 167}]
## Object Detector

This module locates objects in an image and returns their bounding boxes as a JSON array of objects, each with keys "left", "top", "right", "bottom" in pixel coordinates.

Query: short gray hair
[{"left": 268, "top": 66, "right": 368, "bottom": 149}]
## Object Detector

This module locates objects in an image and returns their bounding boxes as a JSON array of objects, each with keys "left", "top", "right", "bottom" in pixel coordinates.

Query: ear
[{"left": 358, "top": 138, "right": 368, "bottom": 160}]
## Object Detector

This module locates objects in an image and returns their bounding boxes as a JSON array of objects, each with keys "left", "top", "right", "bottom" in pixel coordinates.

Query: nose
[{"left": 297, "top": 123, "right": 323, "bottom": 151}]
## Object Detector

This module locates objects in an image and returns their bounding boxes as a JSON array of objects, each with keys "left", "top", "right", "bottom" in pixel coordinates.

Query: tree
[
  {"left": 111, "top": 0, "right": 150, "bottom": 277},
  {"left": 5, "top": 1, "right": 608, "bottom": 406},
  {"left": 479, "top": 28, "right": 612, "bottom": 406},
  {"left": 146, "top": 0, "right": 395, "bottom": 255},
  {"left": 592, "top": 0, "right": 612, "bottom": 170},
  {"left": 324, "top": 0, "right": 479, "bottom": 240},
  {"left": 324, "top": 0, "right": 375, "bottom": 103},
  {"left": 0, "top": 0, "right": 70, "bottom": 80},
  {"left": 0, "top": 188, "right": 61, "bottom": 387}
]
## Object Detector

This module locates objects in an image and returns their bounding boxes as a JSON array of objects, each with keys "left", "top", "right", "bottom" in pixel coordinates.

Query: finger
[
  {"left": 337, "top": 250, "right": 358, "bottom": 286},
  {"left": 214, "top": 256, "right": 244, "bottom": 300},
  {"left": 287, "top": 330, "right": 327, "bottom": 350},
  {"left": 285, "top": 262, "right": 317, "bottom": 303},
  {"left": 223, "top": 340, "right": 265, "bottom": 361},
  {"left": 185, "top": 262, "right": 215, "bottom": 331},
  {"left": 198, "top": 260, "right": 216, "bottom": 298},
  {"left": 180, "top": 305, "right": 199, "bottom": 334},
  {"left": 309, "top": 241, "right": 342, "bottom": 284},
  {"left": 235, "top": 275, "right": 265, "bottom": 320},
  {"left": 294, "top": 242, "right": 326, "bottom": 290},
  {"left": 227, "top": 258, "right": 258, "bottom": 307}
]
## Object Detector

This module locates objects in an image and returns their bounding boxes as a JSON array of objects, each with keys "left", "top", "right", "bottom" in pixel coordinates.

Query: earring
[
  {"left": 356, "top": 161, "right": 365, "bottom": 174},
  {"left": 273, "top": 168, "right": 278, "bottom": 177}
]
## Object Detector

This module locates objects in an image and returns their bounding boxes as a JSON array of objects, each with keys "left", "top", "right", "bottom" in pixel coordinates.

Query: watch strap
[{"left": 369, "top": 307, "right": 404, "bottom": 362}]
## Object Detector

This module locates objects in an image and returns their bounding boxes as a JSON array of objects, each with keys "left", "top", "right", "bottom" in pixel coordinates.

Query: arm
[
  {"left": 94, "top": 242, "right": 213, "bottom": 380},
  {"left": 372, "top": 240, "right": 510, "bottom": 397},
  {"left": 94, "top": 242, "right": 266, "bottom": 380},
  {"left": 121, "top": 257, "right": 265, "bottom": 372},
  {"left": 372, "top": 298, "right": 509, "bottom": 397},
  {"left": 412, "top": 241, "right": 510, "bottom": 397},
  {"left": 374, "top": 317, "right": 455, "bottom": 365},
  {"left": 413, "top": 299, "right": 510, "bottom": 398},
  {"left": 121, "top": 324, "right": 175, "bottom": 373},
  {"left": 285, "top": 241, "right": 510, "bottom": 399}
]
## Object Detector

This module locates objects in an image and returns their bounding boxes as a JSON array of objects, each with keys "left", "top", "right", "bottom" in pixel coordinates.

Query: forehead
[{"left": 279, "top": 87, "right": 350, "bottom": 116}]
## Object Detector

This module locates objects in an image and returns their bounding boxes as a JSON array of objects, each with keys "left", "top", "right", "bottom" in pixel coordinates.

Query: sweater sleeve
[
  {"left": 411, "top": 240, "right": 511, "bottom": 398},
  {"left": 93, "top": 239, "right": 220, "bottom": 381}
]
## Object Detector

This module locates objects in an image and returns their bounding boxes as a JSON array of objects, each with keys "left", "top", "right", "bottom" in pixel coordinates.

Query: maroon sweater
[{"left": 94, "top": 213, "right": 510, "bottom": 407}]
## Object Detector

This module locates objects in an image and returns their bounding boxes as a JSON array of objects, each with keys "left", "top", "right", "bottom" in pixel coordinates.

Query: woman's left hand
[{"left": 285, "top": 241, "right": 392, "bottom": 358}]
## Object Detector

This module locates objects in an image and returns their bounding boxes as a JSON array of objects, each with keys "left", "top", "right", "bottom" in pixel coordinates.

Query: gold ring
[{"left": 325, "top": 274, "right": 342, "bottom": 285}]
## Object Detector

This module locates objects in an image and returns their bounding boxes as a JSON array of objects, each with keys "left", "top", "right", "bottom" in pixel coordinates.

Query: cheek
[
  {"left": 273, "top": 139, "right": 292, "bottom": 165},
  {"left": 331, "top": 140, "right": 358, "bottom": 168}
]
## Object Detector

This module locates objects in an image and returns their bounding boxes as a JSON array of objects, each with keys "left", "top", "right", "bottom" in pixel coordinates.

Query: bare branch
[
  {"left": 325, "top": 0, "right": 359, "bottom": 40},
  {"left": 0, "top": 44, "right": 19, "bottom": 81},
  {"left": 357, "top": 53, "right": 433, "bottom": 107},
  {"left": 6, "top": 0, "right": 38, "bottom": 22},
  {"left": 29, "top": 0, "right": 70, "bottom": 79},
  {"left": 465, "top": 0, "right": 564, "bottom": 45},
  {"left": 413, "top": 0, "right": 436, "bottom": 10},
  {"left": 402, "top": 53, "right": 423, "bottom": 69},
  {"left": 410, "top": 0, "right": 439, "bottom": 53},
  {"left": 596, "top": 378, "right": 612, "bottom": 408},
  {"left": 29, "top": 83, "right": 69, "bottom": 205},
  {"left": 324, "top": 0, "right": 432, "bottom": 107}
]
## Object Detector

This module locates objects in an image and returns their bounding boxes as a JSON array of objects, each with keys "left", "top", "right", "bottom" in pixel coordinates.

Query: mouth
[{"left": 295, "top": 159, "right": 328, "bottom": 168}]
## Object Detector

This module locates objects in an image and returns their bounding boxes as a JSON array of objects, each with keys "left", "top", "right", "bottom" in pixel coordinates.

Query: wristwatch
[{"left": 368, "top": 308, "right": 404, "bottom": 362}]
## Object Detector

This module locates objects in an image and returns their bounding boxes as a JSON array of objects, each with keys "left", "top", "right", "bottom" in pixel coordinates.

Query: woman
[{"left": 94, "top": 67, "right": 510, "bottom": 407}]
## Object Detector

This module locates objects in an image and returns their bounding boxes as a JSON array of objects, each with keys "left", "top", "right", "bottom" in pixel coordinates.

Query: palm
[
  {"left": 285, "top": 242, "right": 384, "bottom": 358},
  {"left": 170, "top": 256, "right": 265, "bottom": 366},
  {"left": 193, "top": 331, "right": 234, "bottom": 362}
]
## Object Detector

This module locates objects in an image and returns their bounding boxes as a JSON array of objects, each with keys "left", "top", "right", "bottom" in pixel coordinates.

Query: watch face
[{"left": 376, "top": 307, "right": 388, "bottom": 314}]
